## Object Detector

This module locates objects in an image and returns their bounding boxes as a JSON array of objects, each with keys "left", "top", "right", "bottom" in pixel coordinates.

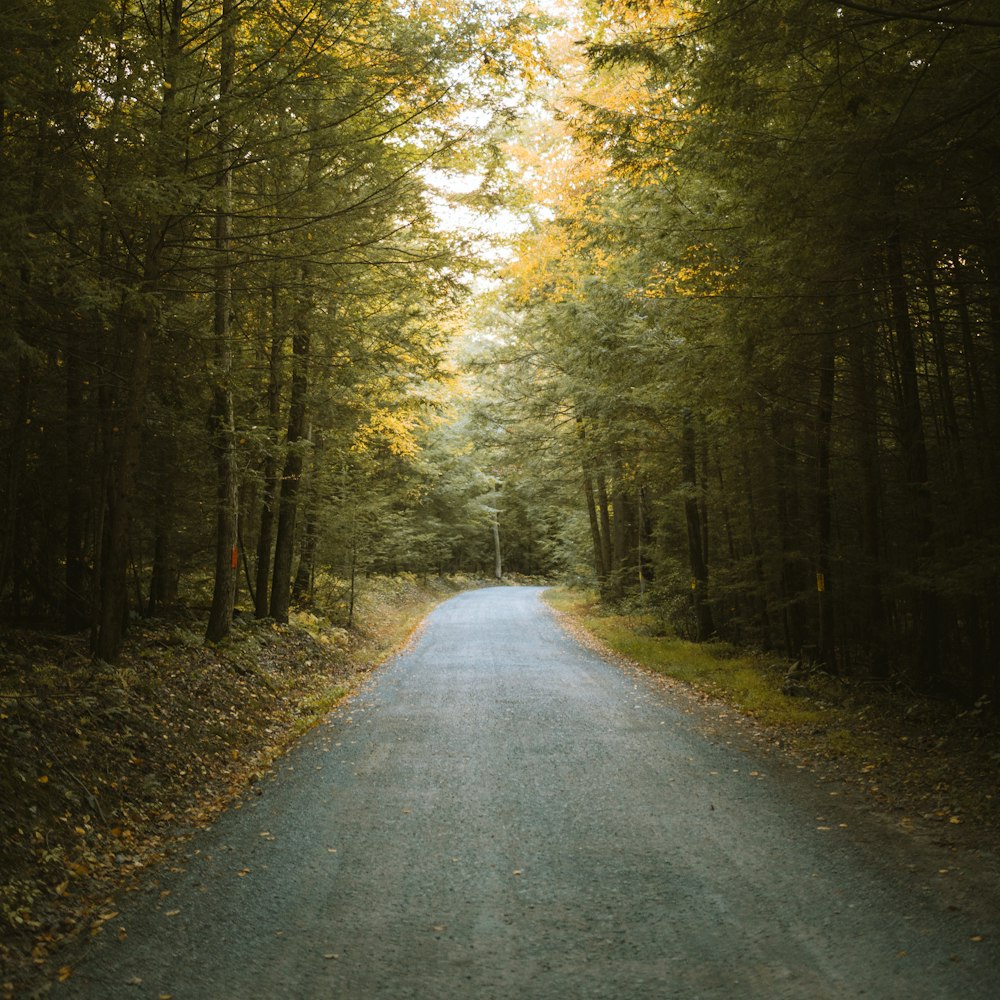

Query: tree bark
[
  {"left": 64, "top": 338, "right": 90, "bottom": 631},
  {"left": 583, "top": 468, "right": 607, "bottom": 579},
  {"left": 205, "top": 0, "right": 239, "bottom": 643},
  {"left": 772, "top": 405, "right": 806, "bottom": 659},
  {"left": 493, "top": 516, "right": 503, "bottom": 580},
  {"left": 93, "top": 282, "right": 158, "bottom": 661},
  {"left": 292, "top": 500, "right": 318, "bottom": 601},
  {"left": 595, "top": 473, "right": 614, "bottom": 591},
  {"left": 255, "top": 281, "right": 283, "bottom": 617},
  {"left": 269, "top": 328, "right": 310, "bottom": 622},
  {"left": 815, "top": 334, "right": 836, "bottom": 672},
  {"left": 884, "top": 203, "right": 940, "bottom": 686},
  {"left": 848, "top": 288, "right": 888, "bottom": 678},
  {"left": 682, "top": 409, "right": 714, "bottom": 640}
]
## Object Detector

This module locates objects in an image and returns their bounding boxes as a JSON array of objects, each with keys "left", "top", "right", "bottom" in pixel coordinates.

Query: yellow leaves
[
  {"left": 640, "top": 243, "right": 737, "bottom": 300},
  {"left": 507, "top": 226, "right": 574, "bottom": 304},
  {"left": 351, "top": 408, "right": 422, "bottom": 459},
  {"left": 90, "top": 910, "right": 119, "bottom": 936}
]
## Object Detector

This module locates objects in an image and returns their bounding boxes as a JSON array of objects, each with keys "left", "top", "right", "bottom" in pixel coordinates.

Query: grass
[
  {"left": 292, "top": 683, "right": 353, "bottom": 737},
  {"left": 545, "top": 587, "right": 830, "bottom": 728}
]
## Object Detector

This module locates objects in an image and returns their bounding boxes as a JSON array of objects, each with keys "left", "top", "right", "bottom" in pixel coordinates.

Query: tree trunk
[
  {"left": 610, "top": 451, "right": 638, "bottom": 594},
  {"left": 848, "top": 290, "right": 888, "bottom": 679},
  {"left": 148, "top": 434, "right": 180, "bottom": 615},
  {"left": 772, "top": 405, "right": 806, "bottom": 659},
  {"left": 578, "top": 421, "right": 609, "bottom": 580},
  {"left": 583, "top": 468, "right": 607, "bottom": 580},
  {"left": 269, "top": 328, "right": 310, "bottom": 622},
  {"left": 205, "top": 0, "right": 238, "bottom": 643},
  {"left": 815, "top": 333, "right": 836, "bottom": 672},
  {"left": 595, "top": 473, "right": 614, "bottom": 591},
  {"left": 292, "top": 502, "right": 318, "bottom": 601},
  {"left": 682, "top": 409, "right": 714, "bottom": 640},
  {"left": 611, "top": 471, "right": 630, "bottom": 590},
  {"left": 884, "top": 205, "right": 940, "bottom": 686},
  {"left": 255, "top": 282, "right": 283, "bottom": 618},
  {"left": 93, "top": 284, "right": 158, "bottom": 661},
  {"left": 493, "top": 516, "right": 503, "bottom": 580},
  {"left": 1, "top": 356, "right": 31, "bottom": 614},
  {"left": 64, "top": 338, "right": 90, "bottom": 631},
  {"left": 923, "top": 253, "right": 964, "bottom": 480}
]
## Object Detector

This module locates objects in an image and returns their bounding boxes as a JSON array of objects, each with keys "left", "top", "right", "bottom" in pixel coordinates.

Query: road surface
[{"left": 55, "top": 587, "right": 999, "bottom": 998}]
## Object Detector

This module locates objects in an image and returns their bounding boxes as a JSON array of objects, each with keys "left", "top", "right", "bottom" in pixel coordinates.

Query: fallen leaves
[
  {"left": 90, "top": 910, "right": 119, "bottom": 935},
  {"left": 0, "top": 608, "right": 380, "bottom": 992}
]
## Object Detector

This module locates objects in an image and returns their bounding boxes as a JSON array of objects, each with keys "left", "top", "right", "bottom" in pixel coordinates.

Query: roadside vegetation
[
  {"left": 545, "top": 588, "right": 1000, "bottom": 850},
  {"left": 0, "top": 574, "right": 479, "bottom": 996}
]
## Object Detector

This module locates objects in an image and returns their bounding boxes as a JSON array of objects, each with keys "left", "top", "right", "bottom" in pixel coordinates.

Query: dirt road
[{"left": 55, "top": 587, "right": 998, "bottom": 998}]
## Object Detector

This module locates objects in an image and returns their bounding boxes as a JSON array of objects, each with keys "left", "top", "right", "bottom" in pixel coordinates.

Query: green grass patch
[
  {"left": 544, "top": 586, "right": 833, "bottom": 730},
  {"left": 292, "top": 683, "right": 353, "bottom": 736}
]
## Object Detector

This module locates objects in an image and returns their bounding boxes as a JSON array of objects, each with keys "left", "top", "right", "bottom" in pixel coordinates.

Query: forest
[{"left": 3, "top": 0, "right": 1000, "bottom": 699}]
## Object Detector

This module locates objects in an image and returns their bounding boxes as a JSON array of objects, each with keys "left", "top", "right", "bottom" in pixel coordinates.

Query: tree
[
  {"left": 0, "top": 0, "right": 549, "bottom": 656},
  {"left": 478, "top": 0, "right": 1000, "bottom": 695}
]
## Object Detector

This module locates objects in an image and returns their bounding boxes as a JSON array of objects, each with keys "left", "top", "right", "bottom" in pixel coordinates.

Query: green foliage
[
  {"left": 0, "top": 0, "right": 548, "bottom": 644},
  {"left": 479, "top": 0, "right": 1000, "bottom": 696}
]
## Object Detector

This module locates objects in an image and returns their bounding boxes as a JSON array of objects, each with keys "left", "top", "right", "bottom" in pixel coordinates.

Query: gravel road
[{"left": 55, "top": 586, "right": 999, "bottom": 998}]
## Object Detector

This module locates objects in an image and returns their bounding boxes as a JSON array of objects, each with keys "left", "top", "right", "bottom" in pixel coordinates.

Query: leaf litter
[{"left": 1, "top": 576, "right": 468, "bottom": 997}]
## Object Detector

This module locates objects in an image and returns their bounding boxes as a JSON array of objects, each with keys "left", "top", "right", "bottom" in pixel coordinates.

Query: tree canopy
[
  {"left": 3, "top": 0, "right": 999, "bottom": 696},
  {"left": 481, "top": 0, "right": 1000, "bottom": 697}
]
